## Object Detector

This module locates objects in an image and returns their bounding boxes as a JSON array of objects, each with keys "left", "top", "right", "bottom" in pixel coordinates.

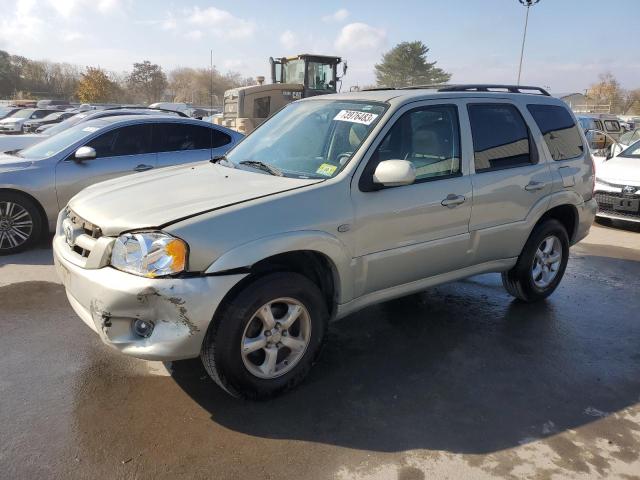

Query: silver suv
[{"left": 53, "top": 84, "right": 597, "bottom": 399}]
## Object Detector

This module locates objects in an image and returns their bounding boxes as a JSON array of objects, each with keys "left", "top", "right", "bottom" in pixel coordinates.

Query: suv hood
[
  {"left": 69, "top": 162, "right": 323, "bottom": 235},
  {"left": 597, "top": 156, "right": 640, "bottom": 185}
]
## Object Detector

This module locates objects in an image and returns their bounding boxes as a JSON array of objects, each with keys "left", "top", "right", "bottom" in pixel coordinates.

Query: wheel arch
[
  {"left": 205, "top": 231, "right": 353, "bottom": 318},
  {"left": 535, "top": 203, "right": 579, "bottom": 243},
  {"left": 0, "top": 187, "right": 48, "bottom": 232}
]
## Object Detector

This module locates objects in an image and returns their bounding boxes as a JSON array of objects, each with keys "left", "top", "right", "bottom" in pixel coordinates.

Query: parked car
[
  {"left": 52, "top": 85, "right": 596, "bottom": 399},
  {"left": 593, "top": 139, "right": 640, "bottom": 223},
  {"left": 0, "top": 109, "right": 54, "bottom": 133},
  {"left": 36, "top": 99, "right": 72, "bottom": 109},
  {"left": 0, "top": 107, "right": 21, "bottom": 120},
  {"left": 0, "top": 115, "right": 242, "bottom": 254},
  {"left": 0, "top": 107, "right": 189, "bottom": 152},
  {"left": 23, "top": 111, "right": 77, "bottom": 133}
]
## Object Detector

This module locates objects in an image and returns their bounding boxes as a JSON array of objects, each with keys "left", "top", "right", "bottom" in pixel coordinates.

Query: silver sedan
[{"left": 0, "top": 115, "right": 242, "bottom": 254}]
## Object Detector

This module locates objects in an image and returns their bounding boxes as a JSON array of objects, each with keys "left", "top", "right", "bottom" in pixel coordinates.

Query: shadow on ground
[
  {"left": 169, "top": 251, "right": 640, "bottom": 455},
  {"left": 3, "top": 247, "right": 639, "bottom": 479}
]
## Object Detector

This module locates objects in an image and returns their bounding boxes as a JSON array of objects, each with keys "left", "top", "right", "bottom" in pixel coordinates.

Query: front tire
[
  {"left": 0, "top": 192, "right": 43, "bottom": 255},
  {"left": 201, "top": 272, "right": 329, "bottom": 399},
  {"left": 502, "top": 219, "right": 569, "bottom": 302}
]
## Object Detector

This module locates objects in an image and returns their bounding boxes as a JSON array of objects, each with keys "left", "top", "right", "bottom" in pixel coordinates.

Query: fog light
[{"left": 133, "top": 319, "right": 154, "bottom": 338}]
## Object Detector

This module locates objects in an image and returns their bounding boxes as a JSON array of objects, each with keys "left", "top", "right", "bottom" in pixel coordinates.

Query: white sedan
[{"left": 594, "top": 139, "right": 640, "bottom": 223}]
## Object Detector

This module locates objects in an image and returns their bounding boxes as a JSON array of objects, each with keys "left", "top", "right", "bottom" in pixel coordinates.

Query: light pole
[{"left": 516, "top": 0, "right": 540, "bottom": 85}]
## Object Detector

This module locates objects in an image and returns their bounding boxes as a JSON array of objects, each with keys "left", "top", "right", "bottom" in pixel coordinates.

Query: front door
[
  {"left": 351, "top": 102, "right": 473, "bottom": 296},
  {"left": 55, "top": 124, "right": 156, "bottom": 209}
]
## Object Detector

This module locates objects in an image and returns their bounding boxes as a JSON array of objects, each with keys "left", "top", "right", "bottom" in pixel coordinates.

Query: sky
[{"left": 0, "top": 0, "right": 638, "bottom": 93}]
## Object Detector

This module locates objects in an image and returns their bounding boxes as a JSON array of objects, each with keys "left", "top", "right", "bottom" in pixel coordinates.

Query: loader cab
[{"left": 270, "top": 54, "right": 344, "bottom": 98}]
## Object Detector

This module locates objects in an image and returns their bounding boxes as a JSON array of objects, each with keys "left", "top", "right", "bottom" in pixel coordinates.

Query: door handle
[
  {"left": 524, "top": 181, "right": 546, "bottom": 191},
  {"left": 441, "top": 194, "right": 466, "bottom": 208},
  {"left": 134, "top": 164, "right": 154, "bottom": 172}
]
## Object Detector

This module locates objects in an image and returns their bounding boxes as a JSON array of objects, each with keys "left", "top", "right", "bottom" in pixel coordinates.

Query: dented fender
[{"left": 204, "top": 230, "right": 354, "bottom": 303}]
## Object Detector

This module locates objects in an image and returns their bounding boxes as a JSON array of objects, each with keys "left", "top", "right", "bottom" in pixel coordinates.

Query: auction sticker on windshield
[{"left": 333, "top": 110, "right": 379, "bottom": 125}]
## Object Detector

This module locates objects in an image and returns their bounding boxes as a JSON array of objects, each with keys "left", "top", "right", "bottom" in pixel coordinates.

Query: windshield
[
  {"left": 619, "top": 140, "right": 640, "bottom": 158},
  {"left": 620, "top": 129, "right": 640, "bottom": 145},
  {"left": 18, "top": 122, "right": 104, "bottom": 159},
  {"left": 225, "top": 100, "right": 386, "bottom": 179},
  {"left": 9, "top": 109, "right": 34, "bottom": 119}
]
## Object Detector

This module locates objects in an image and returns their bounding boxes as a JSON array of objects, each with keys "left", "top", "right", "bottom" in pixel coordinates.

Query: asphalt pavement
[{"left": 1, "top": 220, "right": 639, "bottom": 479}]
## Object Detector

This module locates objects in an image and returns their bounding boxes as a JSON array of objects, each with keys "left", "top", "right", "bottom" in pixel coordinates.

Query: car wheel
[
  {"left": 501, "top": 219, "right": 569, "bottom": 302},
  {"left": 0, "top": 192, "right": 43, "bottom": 255},
  {"left": 201, "top": 272, "right": 329, "bottom": 399}
]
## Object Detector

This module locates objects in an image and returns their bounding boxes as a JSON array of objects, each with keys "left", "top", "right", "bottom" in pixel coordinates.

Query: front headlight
[{"left": 110, "top": 232, "right": 188, "bottom": 278}]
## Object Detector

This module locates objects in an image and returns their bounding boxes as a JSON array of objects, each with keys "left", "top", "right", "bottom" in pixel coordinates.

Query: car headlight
[{"left": 110, "top": 232, "right": 188, "bottom": 277}]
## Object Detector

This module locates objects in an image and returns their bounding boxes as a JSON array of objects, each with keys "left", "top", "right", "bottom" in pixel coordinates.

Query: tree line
[{"left": 0, "top": 50, "right": 255, "bottom": 106}]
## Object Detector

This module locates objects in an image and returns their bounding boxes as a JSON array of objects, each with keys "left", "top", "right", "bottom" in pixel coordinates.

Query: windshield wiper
[{"left": 239, "top": 160, "right": 283, "bottom": 176}]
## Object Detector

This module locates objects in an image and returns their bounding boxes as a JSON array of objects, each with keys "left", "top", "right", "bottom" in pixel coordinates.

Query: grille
[
  {"left": 65, "top": 209, "right": 102, "bottom": 257},
  {"left": 595, "top": 192, "right": 640, "bottom": 220}
]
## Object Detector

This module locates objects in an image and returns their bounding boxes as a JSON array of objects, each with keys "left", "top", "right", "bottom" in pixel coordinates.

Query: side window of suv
[
  {"left": 468, "top": 104, "right": 534, "bottom": 172},
  {"left": 155, "top": 124, "right": 231, "bottom": 151},
  {"left": 527, "top": 104, "right": 584, "bottom": 161},
  {"left": 375, "top": 105, "right": 461, "bottom": 182},
  {"left": 87, "top": 124, "right": 153, "bottom": 158}
]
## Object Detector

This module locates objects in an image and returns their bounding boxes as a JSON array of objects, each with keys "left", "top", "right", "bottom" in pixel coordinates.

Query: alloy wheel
[
  {"left": 241, "top": 297, "right": 312, "bottom": 379},
  {"left": 531, "top": 235, "right": 562, "bottom": 289},
  {"left": 0, "top": 201, "right": 34, "bottom": 251}
]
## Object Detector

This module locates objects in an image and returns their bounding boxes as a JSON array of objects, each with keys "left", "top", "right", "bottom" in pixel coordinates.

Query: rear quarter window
[{"left": 527, "top": 104, "right": 584, "bottom": 161}]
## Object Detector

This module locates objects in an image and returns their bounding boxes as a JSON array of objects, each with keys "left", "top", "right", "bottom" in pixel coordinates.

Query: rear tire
[
  {"left": 0, "top": 192, "right": 43, "bottom": 256},
  {"left": 201, "top": 272, "right": 329, "bottom": 399},
  {"left": 502, "top": 219, "right": 569, "bottom": 302}
]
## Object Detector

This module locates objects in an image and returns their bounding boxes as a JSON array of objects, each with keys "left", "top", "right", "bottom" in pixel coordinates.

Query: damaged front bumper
[{"left": 53, "top": 234, "right": 246, "bottom": 361}]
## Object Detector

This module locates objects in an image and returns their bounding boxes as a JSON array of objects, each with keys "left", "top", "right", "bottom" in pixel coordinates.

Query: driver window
[{"left": 376, "top": 105, "right": 461, "bottom": 181}]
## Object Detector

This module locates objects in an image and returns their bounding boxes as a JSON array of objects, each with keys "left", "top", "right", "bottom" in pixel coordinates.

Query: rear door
[
  {"left": 466, "top": 100, "right": 553, "bottom": 264},
  {"left": 155, "top": 123, "right": 234, "bottom": 168},
  {"left": 55, "top": 124, "right": 156, "bottom": 208},
  {"left": 527, "top": 102, "right": 594, "bottom": 204}
]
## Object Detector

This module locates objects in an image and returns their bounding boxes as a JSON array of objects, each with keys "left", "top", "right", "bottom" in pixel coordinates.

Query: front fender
[{"left": 204, "top": 230, "right": 354, "bottom": 303}]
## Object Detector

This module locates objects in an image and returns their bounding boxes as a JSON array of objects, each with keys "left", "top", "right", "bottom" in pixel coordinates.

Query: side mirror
[
  {"left": 74, "top": 146, "right": 96, "bottom": 161},
  {"left": 373, "top": 160, "right": 416, "bottom": 187}
]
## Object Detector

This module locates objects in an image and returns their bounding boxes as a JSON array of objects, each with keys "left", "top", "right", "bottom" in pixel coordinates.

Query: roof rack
[
  {"left": 362, "top": 84, "right": 551, "bottom": 96},
  {"left": 436, "top": 84, "right": 550, "bottom": 96}
]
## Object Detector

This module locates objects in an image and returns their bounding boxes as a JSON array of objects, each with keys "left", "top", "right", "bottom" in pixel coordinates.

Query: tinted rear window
[
  {"left": 468, "top": 104, "right": 533, "bottom": 172},
  {"left": 155, "top": 123, "right": 231, "bottom": 151},
  {"left": 527, "top": 104, "right": 584, "bottom": 161}
]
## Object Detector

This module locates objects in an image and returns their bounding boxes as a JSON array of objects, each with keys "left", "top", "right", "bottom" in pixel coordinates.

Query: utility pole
[{"left": 517, "top": 0, "right": 540, "bottom": 85}]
